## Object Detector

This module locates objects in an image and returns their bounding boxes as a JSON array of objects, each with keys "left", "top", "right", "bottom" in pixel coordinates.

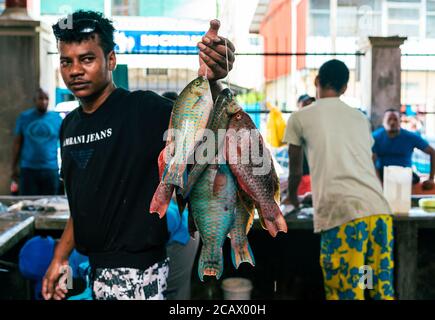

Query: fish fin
[
  {"left": 150, "top": 183, "right": 174, "bottom": 219},
  {"left": 176, "top": 189, "right": 188, "bottom": 215},
  {"left": 157, "top": 148, "right": 166, "bottom": 179},
  {"left": 231, "top": 239, "right": 255, "bottom": 269},
  {"left": 258, "top": 203, "right": 288, "bottom": 238},
  {"left": 274, "top": 188, "right": 281, "bottom": 206},
  {"left": 258, "top": 215, "right": 267, "bottom": 230},
  {"left": 237, "top": 191, "right": 256, "bottom": 234},
  {"left": 161, "top": 162, "right": 170, "bottom": 182},
  {"left": 163, "top": 161, "right": 185, "bottom": 189},
  {"left": 246, "top": 208, "right": 255, "bottom": 234},
  {"left": 187, "top": 204, "right": 198, "bottom": 238},
  {"left": 198, "top": 247, "right": 224, "bottom": 282},
  {"left": 272, "top": 171, "right": 281, "bottom": 205}
]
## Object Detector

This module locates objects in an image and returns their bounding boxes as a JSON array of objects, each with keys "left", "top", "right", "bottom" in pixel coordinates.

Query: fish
[
  {"left": 162, "top": 76, "right": 213, "bottom": 190},
  {"left": 229, "top": 191, "right": 256, "bottom": 269},
  {"left": 150, "top": 77, "right": 213, "bottom": 217},
  {"left": 224, "top": 110, "right": 288, "bottom": 238},
  {"left": 181, "top": 88, "right": 241, "bottom": 199},
  {"left": 189, "top": 163, "right": 237, "bottom": 281},
  {"left": 150, "top": 147, "right": 175, "bottom": 218}
]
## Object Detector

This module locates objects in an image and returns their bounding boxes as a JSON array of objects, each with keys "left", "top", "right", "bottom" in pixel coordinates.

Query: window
[
  {"left": 337, "top": 0, "right": 382, "bottom": 36},
  {"left": 112, "top": 0, "right": 140, "bottom": 16},
  {"left": 41, "top": 0, "right": 105, "bottom": 15},
  {"left": 146, "top": 68, "right": 169, "bottom": 76},
  {"left": 249, "top": 36, "right": 260, "bottom": 46},
  {"left": 427, "top": 0, "right": 435, "bottom": 38},
  {"left": 386, "top": 0, "right": 422, "bottom": 38},
  {"left": 310, "top": 0, "right": 331, "bottom": 36},
  {"left": 0, "top": 0, "right": 5, "bottom": 13}
]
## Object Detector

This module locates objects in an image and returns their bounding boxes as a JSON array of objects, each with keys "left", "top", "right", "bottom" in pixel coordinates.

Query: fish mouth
[{"left": 204, "top": 268, "right": 218, "bottom": 276}]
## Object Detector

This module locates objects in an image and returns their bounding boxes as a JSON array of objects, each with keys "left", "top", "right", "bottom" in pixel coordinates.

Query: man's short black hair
[
  {"left": 35, "top": 88, "right": 49, "bottom": 99},
  {"left": 318, "top": 59, "right": 350, "bottom": 92},
  {"left": 52, "top": 10, "right": 116, "bottom": 55},
  {"left": 298, "top": 94, "right": 315, "bottom": 104}
]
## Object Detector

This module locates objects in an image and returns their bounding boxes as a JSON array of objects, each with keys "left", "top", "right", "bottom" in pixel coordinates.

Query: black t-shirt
[{"left": 60, "top": 88, "right": 173, "bottom": 269}]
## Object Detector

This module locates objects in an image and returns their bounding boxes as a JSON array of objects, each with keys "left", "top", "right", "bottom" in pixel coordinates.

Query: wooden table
[
  {"left": 0, "top": 213, "right": 34, "bottom": 257},
  {"left": 268, "top": 207, "right": 435, "bottom": 300},
  {"left": 33, "top": 211, "right": 70, "bottom": 230},
  {"left": 1, "top": 205, "right": 434, "bottom": 299},
  {"left": 0, "top": 210, "right": 69, "bottom": 258}
]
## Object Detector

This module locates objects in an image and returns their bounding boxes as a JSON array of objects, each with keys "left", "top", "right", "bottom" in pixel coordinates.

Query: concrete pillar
[
  {"left": 1, "top": 0, "right": 31, "bottom": 20},
  {"left": 0, "top": 6, "right": 55, "bottom": 194},
  {"left": 359, "top": 36, "right": 407, "bottom": 130}
]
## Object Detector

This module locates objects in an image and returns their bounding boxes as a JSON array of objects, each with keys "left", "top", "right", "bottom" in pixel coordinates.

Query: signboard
[{"left": 114, "top": 30, "right": 206, "bottom": 54}]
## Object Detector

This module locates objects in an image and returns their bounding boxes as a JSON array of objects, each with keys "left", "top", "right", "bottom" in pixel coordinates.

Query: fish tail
[
  {"left": 231, "top": 240, "right": 255, "bottom": 269},
  {"left": 162, "top": 160, "right": 186, "bottom": 189},
  {"left": 198, "top": 247, "right": 224, "bottom": 282},
  {"left": 259, "top": 202, "right": 288, "bottom": 238},
  {"left": 149, "top": 183, "right": 174, "bottom": 219}
]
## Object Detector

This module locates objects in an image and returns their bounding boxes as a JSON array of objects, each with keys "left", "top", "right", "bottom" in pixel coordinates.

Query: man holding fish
[{"left": 42, "top": 10, "right": 235, "bottom": 300}]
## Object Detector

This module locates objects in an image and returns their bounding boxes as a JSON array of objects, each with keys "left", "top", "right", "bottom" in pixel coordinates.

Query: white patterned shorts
[{"left": 92, "top": 258, "right": 169, "bottom": 300}]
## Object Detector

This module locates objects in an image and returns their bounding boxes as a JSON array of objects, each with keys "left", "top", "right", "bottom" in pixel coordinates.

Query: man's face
[
  {"left": 383, "top": 111, "right": 401, "bottom": 133},
  {"left": 35, "top": 92, "right": 49, "bottom": 113},
  {"left": 58, "top": 34, "right": 115, "bottom": 99}
]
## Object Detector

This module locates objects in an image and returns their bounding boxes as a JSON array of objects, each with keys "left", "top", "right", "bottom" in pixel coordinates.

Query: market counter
[
  {"left": 0, "top": 214, "right": 34, "bottom": 257},
  {"left": 1, "top": 206, "right": 435, "bottom": 300}
]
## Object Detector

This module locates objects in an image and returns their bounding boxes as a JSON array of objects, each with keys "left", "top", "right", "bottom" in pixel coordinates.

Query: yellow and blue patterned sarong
[{"left": 320, "top": 215, "right": 395, "bottom": 300}]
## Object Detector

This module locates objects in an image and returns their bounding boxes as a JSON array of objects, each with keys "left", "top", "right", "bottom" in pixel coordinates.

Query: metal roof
[{"left": 249, "top": 0, "right": 270, "bottom": 34}]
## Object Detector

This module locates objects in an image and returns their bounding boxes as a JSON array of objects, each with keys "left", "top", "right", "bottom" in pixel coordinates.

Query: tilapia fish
[
  {"left": 150, "top": 77, "right": 213, "bottom": 217},
  {"left": 224, "top": 110, "right": 288, "bottom": 238},
  {"left": 182, "top": 88, "right": 241, "bottom": 199},
  {"left": 163, "top": 76, "right": 213, "bottom": 189},
  {"left": 189, "top": 163, "right": 237, "bottom": 281},
  {"left": 229, "top": 191, "right": 256, "bottom": 269}
]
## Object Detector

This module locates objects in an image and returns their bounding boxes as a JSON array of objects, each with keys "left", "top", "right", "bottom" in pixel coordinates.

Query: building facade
[{"left": 251, "top": 0, "right": 435, "bottom": 137}]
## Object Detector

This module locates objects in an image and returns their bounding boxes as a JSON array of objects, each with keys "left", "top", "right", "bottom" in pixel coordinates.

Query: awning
[{"left": 249, "top": 0, "right": 270, "bottom": 34}]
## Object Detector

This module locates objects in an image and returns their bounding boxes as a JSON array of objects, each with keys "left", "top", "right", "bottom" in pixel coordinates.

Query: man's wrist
[{"left": 53, "top": 246, "right": 71, "bottom": 263}]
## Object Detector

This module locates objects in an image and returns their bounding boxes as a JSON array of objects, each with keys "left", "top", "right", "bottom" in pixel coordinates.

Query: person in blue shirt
[
  {"left": 11, "top": 88, "right": 63, "bottom": 195},
  {"left": 372, "top": 109, "right": 435, "bottom": 189}
]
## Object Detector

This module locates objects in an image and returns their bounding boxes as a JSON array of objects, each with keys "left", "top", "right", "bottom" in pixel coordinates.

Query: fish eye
[
  {"left": 236, "top": 114, "right": 242, "bottom": 120},
  {"left": 194, "top": 80, "right": 201, "bottom": 86}
]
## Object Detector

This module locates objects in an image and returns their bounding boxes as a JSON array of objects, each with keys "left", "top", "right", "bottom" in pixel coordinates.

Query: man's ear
[
  {"left": 314, "top": 76, "right": 319, "bottom": 87},
  {"left": 108, "top": 51, "right": 117, "bottom": 71}
]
